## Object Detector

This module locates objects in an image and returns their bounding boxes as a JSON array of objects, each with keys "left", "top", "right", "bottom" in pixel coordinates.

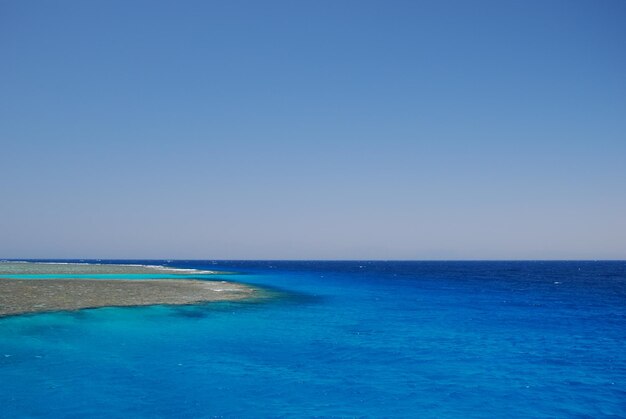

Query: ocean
[{"left": 1, "top": 260, "right": 625, "bottom": 417}]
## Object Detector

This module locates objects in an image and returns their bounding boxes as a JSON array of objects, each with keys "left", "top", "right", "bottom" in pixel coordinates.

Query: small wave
[{"left": 141, "top": 265, "right": 216, "bottom": 274}]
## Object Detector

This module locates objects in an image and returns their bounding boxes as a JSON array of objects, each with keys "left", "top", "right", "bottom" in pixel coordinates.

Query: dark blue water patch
[{"left": 1, "top": 260, "right": 625, "bottom": 417}]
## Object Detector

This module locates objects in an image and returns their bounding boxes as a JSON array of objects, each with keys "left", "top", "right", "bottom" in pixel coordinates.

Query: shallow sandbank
[{"left": 0, "top": 278, "right": 254, "bottom": 317}]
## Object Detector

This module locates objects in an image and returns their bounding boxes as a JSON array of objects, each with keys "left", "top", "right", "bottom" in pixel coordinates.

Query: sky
[{"left": 1, "top": 0, "right": 625, "bottom": 260}]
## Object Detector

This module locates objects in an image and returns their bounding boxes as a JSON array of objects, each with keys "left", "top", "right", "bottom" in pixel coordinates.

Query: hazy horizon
[
  {"left": 2, "top": 258, "right": 626, "bottom": 263},
  {"left": 2, "top": 1, "right": 625, "bottom": 260}
]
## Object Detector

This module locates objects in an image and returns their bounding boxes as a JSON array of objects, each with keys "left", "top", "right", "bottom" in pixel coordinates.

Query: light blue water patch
[{"left": 1, "top": 261, "right": 625, "bottom": 417}]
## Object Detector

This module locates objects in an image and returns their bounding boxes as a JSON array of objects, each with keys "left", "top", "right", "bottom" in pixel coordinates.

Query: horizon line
[{"left": 3, "top": 258, "right": 625, "bottom": 263}]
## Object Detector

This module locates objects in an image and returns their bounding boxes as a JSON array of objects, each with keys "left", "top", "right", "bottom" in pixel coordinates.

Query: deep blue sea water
[{"left": 1, "top": 260, "right": 626, "bottom": 418}]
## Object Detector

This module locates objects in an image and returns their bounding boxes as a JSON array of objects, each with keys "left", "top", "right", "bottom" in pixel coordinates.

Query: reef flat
[
  {"left": 0, "top": 261, "right": 216, "bottom": 275},
  {"left": 0, "top": 262, "right": 254, "bottom": 317},
  {"left": 0, "top": 278, "right": 254, "bottom": 317}
]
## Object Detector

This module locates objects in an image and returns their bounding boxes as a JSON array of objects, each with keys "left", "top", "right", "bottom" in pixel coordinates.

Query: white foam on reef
[
  {"left": 131, "top": 264, "right": 217, "bottom": 274},
  {"left": 33, "top": 262, "right": 87, "bottom": 265}
]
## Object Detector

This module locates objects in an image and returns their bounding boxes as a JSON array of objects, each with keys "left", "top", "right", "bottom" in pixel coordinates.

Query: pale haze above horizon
[{"left": 1, "top": 1, "right": 625, "bottom": 260}]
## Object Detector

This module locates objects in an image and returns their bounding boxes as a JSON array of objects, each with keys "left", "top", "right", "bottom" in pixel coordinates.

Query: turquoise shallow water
[{"left": 1, "top": 260, "right": 625, "bottom": 417}]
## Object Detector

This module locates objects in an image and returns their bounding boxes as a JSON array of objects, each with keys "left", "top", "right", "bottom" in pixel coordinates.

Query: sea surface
[{"left": 1, "top": 260, "right": 625, "bottom": 418}]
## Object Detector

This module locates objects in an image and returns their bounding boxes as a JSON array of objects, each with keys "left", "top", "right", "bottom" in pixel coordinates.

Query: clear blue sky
[{"left": 1, "top": 0, "right": 625, "bottom": 259}]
